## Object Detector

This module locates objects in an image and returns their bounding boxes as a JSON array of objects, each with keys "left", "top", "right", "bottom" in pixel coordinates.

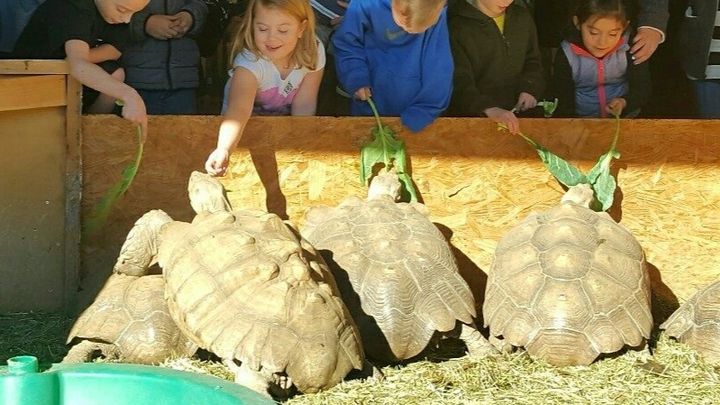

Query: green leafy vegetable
[
  {"left": 359, "top": 98, "right": 418, "bottom": 202},
  {"left": 537, "top": 98, "right": 559, "bottom": 118},
  {"left": 497, "top": 113, "right": 622, "bottom": 211},
  {"left": 83, "top": 125, "right": 145, "bottom": 237}
]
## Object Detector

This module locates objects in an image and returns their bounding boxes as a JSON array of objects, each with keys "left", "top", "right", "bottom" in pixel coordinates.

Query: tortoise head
[
  {"left": 561, "top": 184, "right": 594, "bottom": 208},
  {"left": 188, "top": 171, "right": 232, "bottom": 214},
  {"left": 367, "top": 169, "right": 402, "bottom": 201}
]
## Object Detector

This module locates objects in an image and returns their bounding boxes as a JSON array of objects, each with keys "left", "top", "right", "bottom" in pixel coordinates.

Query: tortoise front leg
[
  {"left": 460, "top": 323, "right": 498, "bottom": 357},
  {"left": 113, "top": 210, "right": 173, "bottom": 276},
  {"left": 224, "top": 359, "right": 272, "bottom": 398},
  {"left": 63, "top": 340, "right": 120, "bottom": 363}
]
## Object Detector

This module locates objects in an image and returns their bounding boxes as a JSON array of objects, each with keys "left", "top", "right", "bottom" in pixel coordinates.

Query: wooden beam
[
  {"left": 0, "top": 59, "right": 70, "bottom": 75},
  {"left": 0, "top": 75, "right": 66, "bottom": 111}
]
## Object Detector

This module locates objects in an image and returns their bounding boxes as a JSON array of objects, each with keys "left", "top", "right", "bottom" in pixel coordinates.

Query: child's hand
[
  {"left": 205, "top": 148, "right": 230, "bottom": 177},
  {"left": 354, "top": 87, "right": 372, "bottom": 101},
  {"left": 171, "top": 11, "right": 193, "bottom": 37},
  {"left": 514, "top": 92, "right": 537, "bottom": 112},
  {"left": 146, "top": 15, "right": 180, "bottom": 40},
  {"left": 484, "top": 107, "right": 520, "bottom": 134},
  {"left": 606, "top": 98, "right": 627, "bottom": 116},
  {"left": 122, "top": 93, "right": 148, "bottom": 139}
]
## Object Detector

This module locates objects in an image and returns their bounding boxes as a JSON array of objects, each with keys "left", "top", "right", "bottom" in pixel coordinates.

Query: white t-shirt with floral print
[{"left": 222, "top": 39, "right": 326, "bottom": 115}]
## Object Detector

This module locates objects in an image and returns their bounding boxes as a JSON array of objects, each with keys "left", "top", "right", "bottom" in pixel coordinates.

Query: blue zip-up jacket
[{"left": 332, "top": 0, "right": 453, "bottom": 132}]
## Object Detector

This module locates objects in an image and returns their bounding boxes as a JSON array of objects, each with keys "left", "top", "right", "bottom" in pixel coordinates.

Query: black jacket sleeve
[
  {"left": 549, "top": 49, "right": 577, "bottom": 117},
  {"left": 624, "top": 50, "right": 652, "bottom": 114}
]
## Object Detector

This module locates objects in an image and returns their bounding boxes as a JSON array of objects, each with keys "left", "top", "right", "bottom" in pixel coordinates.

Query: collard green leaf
[
  {"left": 83, "top": 125, "right": 145, "bottom": 237},
  {"left": 359, "top": 98, "right": 419, "bottom": 202},
  {"left": 535, "top": 146, "right": 588, "bottom": 187},
  {"left": 498, "top": 114, "right": 622, "bottom": 212},
  {"left": 593, "top": 169, "right": 617, "bottom": 211}
]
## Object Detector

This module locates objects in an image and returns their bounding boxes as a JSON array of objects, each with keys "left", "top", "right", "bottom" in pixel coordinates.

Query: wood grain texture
[{"left": 80, "top": 116, "right": 720, "bottom": 322}]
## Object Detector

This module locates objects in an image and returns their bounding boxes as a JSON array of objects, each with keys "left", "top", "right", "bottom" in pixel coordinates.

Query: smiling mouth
[{"left": 266, "top": 45, "right": 282, "bottom": 51}]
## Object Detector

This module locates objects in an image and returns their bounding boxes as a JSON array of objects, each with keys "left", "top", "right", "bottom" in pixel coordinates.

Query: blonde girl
[{"left": 205, "top": 0, "right": 324, "bottom": 176}]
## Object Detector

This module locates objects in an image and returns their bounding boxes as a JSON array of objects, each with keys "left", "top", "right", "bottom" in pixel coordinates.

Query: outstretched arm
[
  {"left": 205, "top": 67, "right": 257, "bottom": 176},
  {"left": 65, "top": 39, "right": 147, "bottom": 133}
]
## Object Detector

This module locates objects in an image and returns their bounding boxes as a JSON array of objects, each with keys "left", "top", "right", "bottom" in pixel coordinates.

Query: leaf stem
[
  {"left": 367, "top": 97, "right": 384, "bottom": 134},
  {"left": 610, "top": 113, "right": 620, "bottom": 151},
  {"left": 367, "top": 97, "right": 391, "bottom": 168},
  {"left": 497, "top": 123, "right": 540, "bottom": 148}
]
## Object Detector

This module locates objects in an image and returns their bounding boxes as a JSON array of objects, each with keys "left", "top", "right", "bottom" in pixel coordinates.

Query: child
[
  {"left": 446, "top": 0, "right": 544, "bottom": 134},
  {"left": 205, "top": 0, "right": 325, "bottom": 176},
  {"left": 332, "top": 0, "right": 453, "bottom": 133},
  {"left": 550, "top": 0, "right": 651, "bottom": 118},
  {"left": 123, "top": 0, "right": 208, "bottom": 115},
  {"left": 12, "top": 0, "right": 150, "bottom": 133}
]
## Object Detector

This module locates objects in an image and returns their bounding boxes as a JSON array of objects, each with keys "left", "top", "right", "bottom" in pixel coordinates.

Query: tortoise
[
  {"left": 301, "top": 170, "right": 494, "bottom": 362},
  {"left": 64, "top": 273, "right": 197, "bottom": 364},
  {"left": 661, "top": 280, "right": 720, "bottom": 364},
  {"left": 484, "top": 184, "right": 653, "bottom": 366},
  {"left": 112, "top": 171, "right": 364, "bottom": 397}
]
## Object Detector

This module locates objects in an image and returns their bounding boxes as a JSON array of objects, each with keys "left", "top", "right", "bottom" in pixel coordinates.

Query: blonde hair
[
  {"left": 228, "top": 0, "right": 318, "bottom": 70},
  {"left": 392, "top": 0, "right": 446, "bottom": 32}
]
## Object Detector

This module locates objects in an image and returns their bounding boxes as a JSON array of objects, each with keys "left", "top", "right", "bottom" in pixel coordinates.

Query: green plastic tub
[{"left": 0, "top": 356, "right": 273, "bottom": 405}]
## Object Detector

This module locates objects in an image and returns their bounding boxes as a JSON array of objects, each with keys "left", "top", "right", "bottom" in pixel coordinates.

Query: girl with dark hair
[{"left": 549, "top": 0, "right": 651, "bottom": 117}]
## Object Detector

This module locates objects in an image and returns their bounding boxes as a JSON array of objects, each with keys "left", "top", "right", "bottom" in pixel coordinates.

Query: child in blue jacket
[{"left": 332, "top": 0, "right": 452, "bottom": 132}]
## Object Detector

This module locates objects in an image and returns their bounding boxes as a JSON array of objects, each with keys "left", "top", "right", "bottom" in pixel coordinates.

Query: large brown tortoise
[
  {"left": 484, "top": 184, "right": 653, "bottom": 366},
  {"left": 64, "top": 273, "right": 197, "bottom": 364},
  {"left": 112, "top": 171, "right": 364, "bottom": 397},
  {"left": 661, "top": 280, "right": 720, "bottom": 364},
  {"left": 302, "top": 170, "right": 494, "bottom": 363}
]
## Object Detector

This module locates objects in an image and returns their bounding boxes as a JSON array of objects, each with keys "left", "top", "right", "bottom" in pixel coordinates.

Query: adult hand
[
  {"left": 205, "top": 148, "right": 230, "bottom": 176},
  {"left": 514, "top": 92, "right": 538, "bottom": 112},
  {"left": 145, "top": 14, "right": 180, "bottom": 40},
  {"left": 354, "top": 86, "right": 372, "bottom": 101},
  {"left": 606, "top": 98, "right": 627, "bottom": 116},
  {"left": 122, "top": 92, "right": 148, "bottom": 139},
  {"left": 630, "top": 27, "right": 663, "bottom": 64},
  {"left": 171, "top": 11, "right": 194, "bottom": 37},
  {"left": 485, "top": 107, "right": 520, "bottom": 134}
]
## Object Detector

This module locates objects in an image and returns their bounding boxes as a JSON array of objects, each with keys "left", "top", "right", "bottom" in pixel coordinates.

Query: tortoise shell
[
  {"left": 67, "top": 273, "right": 196, "bottom": 364},
  {"left": 302, "top": 195, "right": 476, "bottom": 361},
  {"left": 158, "top": 209, "right": 363, "bottom": 393},
  {"left": 661, "top": 280, "right": 720, "bottom": 364},
  {"left": 484, "top": 202, "right": 652, "bottom": 366}
]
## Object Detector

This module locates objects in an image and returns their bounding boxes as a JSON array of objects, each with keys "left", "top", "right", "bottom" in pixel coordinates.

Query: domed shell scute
[
  {"left": 661, "top": 281, "right": 720, "bottom": 364},
  {"left": 303, "top": 196, "right": 475, "bottom": 361},
  {"left": 161, "top": 209, "right": 364, "bottom": 393},
  {"left": 485, "top": 202, "right": 651, "bottom": 365},
  {"left": 67, "top": 274, "right": 197, "bottom": 364}
]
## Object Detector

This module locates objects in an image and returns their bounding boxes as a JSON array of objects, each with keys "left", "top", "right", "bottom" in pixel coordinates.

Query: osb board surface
[
  {"left": 81, "top": 116, "right": 720, "bottom": 320},
  {"left": 0, "top": 108, "right": 68, "bottom": 311}
]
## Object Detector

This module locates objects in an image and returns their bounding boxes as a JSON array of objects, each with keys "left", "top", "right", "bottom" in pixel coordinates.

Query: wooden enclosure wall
[
  {"left": 0, "top": 61, "right": 81, "bottom": 312},
  {"left": 81, "top": 116, "right": 720, "bottom": 321}
]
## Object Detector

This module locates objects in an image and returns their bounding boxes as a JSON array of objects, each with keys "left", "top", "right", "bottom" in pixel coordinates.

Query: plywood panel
[
  {"left": 0, "top": 108, "right": 68, "bottom": 311},
  {"left": 80, "top": 116, "right": 720, "bottom": 321}
]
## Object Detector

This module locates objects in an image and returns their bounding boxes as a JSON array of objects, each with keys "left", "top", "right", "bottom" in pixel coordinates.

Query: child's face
[
  {"left": 474, "top": 0, "right": 513, "bottom": 18},
  {"left": 253, "top": 4, "right": 306, "bottom": 65},
  {"left": 95, "top": 0, "right": 149, "bottom": 24},
  {"left": 391, "top": 0, "right": 444, "bottom": 34},
  {"left": 575, "top": 16, "right": 627, "bottom": 58}
]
